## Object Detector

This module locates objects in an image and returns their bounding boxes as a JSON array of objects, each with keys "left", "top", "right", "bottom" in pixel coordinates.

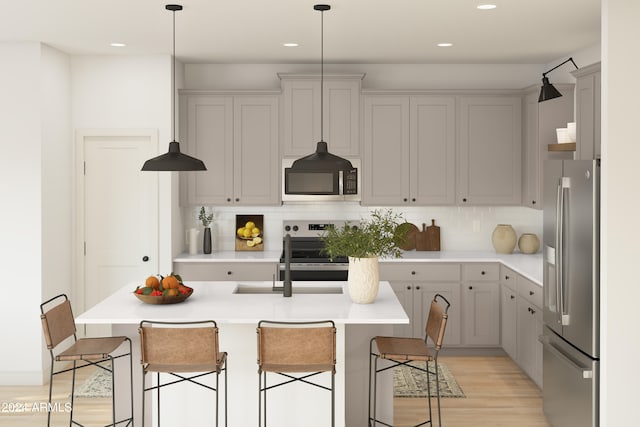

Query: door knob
[{"left": 142, "top": 256, "right": 149, "bottom": 262}]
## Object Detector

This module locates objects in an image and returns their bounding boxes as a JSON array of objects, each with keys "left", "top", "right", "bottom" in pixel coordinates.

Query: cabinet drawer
[
  {"left": 462, "top": 263, "right": 499, "bottom": 282},
  {"left": 500, "top": 265, "right": 517, "bottom": 287},
  {"left": 517, "top": 275, "right": 543, "bottom": 308},
  {"left": 173, "top": 262, "right": 277, "bottom": 281},
  {"left": 379, "top": 263, "right": 460, "bottom": 282}
]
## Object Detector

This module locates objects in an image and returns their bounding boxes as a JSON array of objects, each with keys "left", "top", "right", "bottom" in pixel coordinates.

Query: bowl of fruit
[{"left": 133, "top": 274, "right": 193, "bottom": 305}]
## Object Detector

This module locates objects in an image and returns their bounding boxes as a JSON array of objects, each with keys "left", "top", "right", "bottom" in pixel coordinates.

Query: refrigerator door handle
[
  {"left": 540, "top": 335, "right": 593, "bottom": 379},
  {"left": 557, "top": 177, "right": 571, "bottom": 326}
]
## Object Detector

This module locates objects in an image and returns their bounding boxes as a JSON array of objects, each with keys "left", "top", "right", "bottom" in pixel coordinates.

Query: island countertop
[{"left": 75, "top": 280, "right": 409, "bottom": 326}]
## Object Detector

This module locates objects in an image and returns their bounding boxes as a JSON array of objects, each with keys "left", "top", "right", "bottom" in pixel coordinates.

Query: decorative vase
[
  {"left": 347, "top": 256, "right": 380, "bottom": 304},
  {"left": 518, "top": 233, "right": 540, "bottom": 254},
  {"left": 203, "top": 227, "right": 212, "bottom": 254},
  {"left": 491, "top": 224, "right": 517, "bottom": 254}
]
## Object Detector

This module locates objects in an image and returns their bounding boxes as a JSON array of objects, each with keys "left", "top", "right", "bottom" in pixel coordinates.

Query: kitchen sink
[{"left": 233, "top": 283, "right": 344, "bottom": 295}]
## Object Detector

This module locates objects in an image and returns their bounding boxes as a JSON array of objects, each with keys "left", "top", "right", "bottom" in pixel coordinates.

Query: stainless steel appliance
[
  {"left": 282, "top": 158, "right": 361, "bottom": 202},
  {"left": 541, "top": 159, "right": 600, "bottom": 427},
  {"left": 279, "top": 220, "right": 354, "bottom": 281}
]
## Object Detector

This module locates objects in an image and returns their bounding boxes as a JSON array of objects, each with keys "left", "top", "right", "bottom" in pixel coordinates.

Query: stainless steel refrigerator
[{"left": 542, "top": 159, "right": 600, "bottom": 427}]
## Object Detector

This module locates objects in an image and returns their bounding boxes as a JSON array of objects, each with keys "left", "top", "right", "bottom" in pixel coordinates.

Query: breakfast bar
[{"left": 75, "top": 280, "right": 408, "bottom": 427}]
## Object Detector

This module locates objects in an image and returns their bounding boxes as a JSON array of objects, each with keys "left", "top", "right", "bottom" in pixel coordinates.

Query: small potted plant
[
  {"left": 199, "top": 207, "right": 214, "bottom": 254},
  {"left": 321, "top": 209, "right": 407, "bottom": 303}
]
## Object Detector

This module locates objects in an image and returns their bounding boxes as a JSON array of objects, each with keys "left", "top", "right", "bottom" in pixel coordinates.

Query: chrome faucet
[{"left": 283, "top": 233, "right": 292, "bottom": 297}]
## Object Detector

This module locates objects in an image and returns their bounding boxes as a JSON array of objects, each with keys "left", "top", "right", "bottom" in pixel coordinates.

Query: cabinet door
[
  {"left": 575, "top": 64, "right": 601, "bottom": 160},
  {"left": 173, "top": 262, "right": 278, "bottom": 281},
  {"left": 461, "top": 282, "right": 500, "bottom": 346},
  {"left": 233, "top": 96, "right": 280, "bottom": 205},
  {"left": 413, "top": 282, "right": 461, "bottom": 346},
  {"left": 281, "top": 76, "right": 361, "bottom": 156},
  {"left": 410, "top": 96, "right": 456, "bottom": 205},
  {"left": 522, "top": 90, "right": 540, "bottom": 209},
  {"left": 362, "top": 96, "right": 410, "bottom": 205},
  {"left": 517, "top": 298, "right": 543, "bottom": 387},
  {"left": 181, "top": 95, "right": 234, "bottom": 205},
  {"left": 501, "top": 284, "right": 517, "bottom": 360},
  {"left": 458, "top": 96, "right": 522, "bottom": 205},
  {"left": 389, "top": 282, "right": 415, "bottom": 338}
]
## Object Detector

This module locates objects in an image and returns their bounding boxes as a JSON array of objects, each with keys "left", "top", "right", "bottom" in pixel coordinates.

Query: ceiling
[{"left": 2, "top": 0, "right": 600, "bottom": 65}]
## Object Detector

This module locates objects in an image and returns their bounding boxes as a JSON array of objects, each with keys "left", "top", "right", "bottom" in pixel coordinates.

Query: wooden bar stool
[
  {"left": 40, "top": 294, "right": 133, "bottom": 427},
  {"left": 138, "top": 320, "right": 228, "bottom": 427},
  {"left": 369, "top": 294, "right": 451, "bottom": 427},
  {"left": 256, "top": 320, "right": 336, "bottom": 427}
]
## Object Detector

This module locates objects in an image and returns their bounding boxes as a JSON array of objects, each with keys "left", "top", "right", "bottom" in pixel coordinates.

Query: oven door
[{"left": 279, "top": 263, "right": 349, "bottom": 281}]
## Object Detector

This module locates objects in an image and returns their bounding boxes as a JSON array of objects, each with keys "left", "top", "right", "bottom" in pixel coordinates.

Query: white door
[{"left": 77, "top": 130, "right": 158, "bottom": 335}]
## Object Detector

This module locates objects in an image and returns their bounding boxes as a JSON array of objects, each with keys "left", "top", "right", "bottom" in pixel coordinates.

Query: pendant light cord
[
  {"left": 320, "top": 8, "right": 324, "bottom": 142},
  {"left": 171, "top": 8, "right": 176, "bottom": 142}
]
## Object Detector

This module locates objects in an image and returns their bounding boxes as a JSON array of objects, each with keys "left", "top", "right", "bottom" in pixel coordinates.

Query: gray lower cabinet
[
  {"left": 457, "top": 96, "right": 522, "bottom": 205},
  {"left": 173, "top": 262, "right": 278, "bottom": 282},
  {"left": 179, "top": 92, "right": 280, "bottom": 206},
  {"left": 461, "top": 263, "right": 500, "bottom": 346},
  {"left": 499, "top": 264, "right": 543, "bottom": 388}
]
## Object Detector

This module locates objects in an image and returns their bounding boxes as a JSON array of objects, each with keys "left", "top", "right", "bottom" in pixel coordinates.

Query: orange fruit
[
  {"left": 145, "top": 276, "right": 160, "bottom": 289},
  {"left": 162, "top": 275, "right": 180, "bottom": 289},
  {"left": 178, "top": 284, "right": 190, "bottom": 293},
  {"left": 166, "top": 288, "right": 179, "bottom": 297}
]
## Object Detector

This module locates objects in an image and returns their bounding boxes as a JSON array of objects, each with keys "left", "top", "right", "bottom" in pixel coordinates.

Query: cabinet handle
[
  {"left": 226, "top": 198, "right": 231, "bottom": 202},
  {"left": 411, "top": 198, "right": 416, "bottom": 202},
  {"left": 510, "top": 295, "right": 515, "bottom": 300},
  {"left": 462, "top": 198, "right": 467, "bottom": 203},
  {"left": 468, "top": 286, "right": 473, "bottom": 290},
  {"left": 505, "top": 275, "right": 510, "bottom": 280},
  {"left": 529, "top": 290, "right": 535, "bottom": 296},
  {"left": 406, "top": 285, "right": 412, "bottom": 290},
  {"left": 235, "top": 198, "right": 240, "bottom": 202},
  {"left": 481, "top": 271, "right": 486, "bottom": 275},
  {"left": 227, "top": 271, "right": 232, "bottom": 275},
  {"left": 415, "top": 286, "right": 420, "bottom": 290},
  {"left": 532, "top": 200, "right": 537, "bottom": 205},
  {"left": 411, "top": 271, "right": 416, "bottom": 275},
  {"left": 403, "top": 198, "right": 408, "bottom": 202}
]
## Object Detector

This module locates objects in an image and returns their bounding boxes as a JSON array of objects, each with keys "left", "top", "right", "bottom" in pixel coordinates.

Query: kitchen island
[{"left": 76, "top": 280, "right": 408, "bottom": 427}]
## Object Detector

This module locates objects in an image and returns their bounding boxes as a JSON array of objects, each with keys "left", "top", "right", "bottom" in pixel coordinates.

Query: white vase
[
  {"left": 518, "top": 233, "right": 540, "bottom": 254},
  {"left": 347, "top": 256, "right": 380, "bottom": 304},
  {"left": 491, "top": 224, "right": 517, "bottom": 254}
]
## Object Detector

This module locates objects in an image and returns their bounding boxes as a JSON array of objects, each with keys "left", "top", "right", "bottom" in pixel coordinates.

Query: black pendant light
[
  {"left": 142, "top": 4, "right": 207, "bottom": 171},
  {"left": 290, "top": 4, "right": 354, "bottom": 171},
  {"left": 538, "top": 57, "right": 579, "bottom": 103}
]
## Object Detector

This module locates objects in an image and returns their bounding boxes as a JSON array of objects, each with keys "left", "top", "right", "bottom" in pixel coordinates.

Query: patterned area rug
[
  {"left": 394, "top": 362, "right": 465, "bottom": 398},
  {"left": 73, "top": 369, "right": 112, "bottom": 398}
]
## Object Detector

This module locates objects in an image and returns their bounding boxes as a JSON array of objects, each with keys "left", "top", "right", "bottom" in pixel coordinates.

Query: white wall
[
  {"left": 601, "top": 1, "right": 640, "bottom": 425},
  {"left": 0, "top": 42, "right": 71, "bottom": 384}
]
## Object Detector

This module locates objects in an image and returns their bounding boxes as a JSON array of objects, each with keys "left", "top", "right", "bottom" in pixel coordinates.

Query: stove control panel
[{"left": 282, "top": 220, "right": 358, "bottom": 238}]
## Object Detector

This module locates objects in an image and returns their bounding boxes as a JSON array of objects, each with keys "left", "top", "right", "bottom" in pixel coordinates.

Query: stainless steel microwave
[{"left": 282, "top": 158, "right": 361, "bottom": 202}]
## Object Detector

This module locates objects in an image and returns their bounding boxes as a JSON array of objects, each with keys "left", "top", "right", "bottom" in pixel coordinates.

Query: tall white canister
[{"left": 188, "top": 228, "right": 199, "bottom": 254}]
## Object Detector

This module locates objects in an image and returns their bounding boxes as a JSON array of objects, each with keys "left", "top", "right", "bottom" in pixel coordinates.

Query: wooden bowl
[{"left": 133, "top": 288, "right": 193, "bottom": 305}]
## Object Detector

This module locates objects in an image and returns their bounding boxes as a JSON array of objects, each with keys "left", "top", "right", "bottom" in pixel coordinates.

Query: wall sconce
[{"left": 538, "top": 57, "right": 579, "bottom": 103}]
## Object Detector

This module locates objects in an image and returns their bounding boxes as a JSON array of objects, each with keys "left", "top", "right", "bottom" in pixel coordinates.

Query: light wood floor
[{"left": 0, "top": 356, "right": 550, "bottom": 427}]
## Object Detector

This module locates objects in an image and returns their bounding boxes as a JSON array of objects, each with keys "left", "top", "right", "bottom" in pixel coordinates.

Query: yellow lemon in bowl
[
  {"left": 237, "top": 227, "right": 245, "bottom": 237},
  {"left": 245, "top": 221, "right": 255, "bottom": 230}
]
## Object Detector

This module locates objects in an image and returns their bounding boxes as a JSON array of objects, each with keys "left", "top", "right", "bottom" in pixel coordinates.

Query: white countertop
[
  {"left": 75, "top": 281, "right": 409, "bottom": 326},
  {"left": 174, "top": 250, "right": 542, "bottom": 285}
]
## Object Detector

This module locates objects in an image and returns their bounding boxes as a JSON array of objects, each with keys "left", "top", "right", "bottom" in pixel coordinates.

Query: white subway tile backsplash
[{"left": 182, "top": 204, "right": 542, "bottom": 253}]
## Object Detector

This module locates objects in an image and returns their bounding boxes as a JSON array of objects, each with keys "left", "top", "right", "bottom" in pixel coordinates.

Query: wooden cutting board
[{"left": 416, "top": 219, "right": 441, "bottom": 251}]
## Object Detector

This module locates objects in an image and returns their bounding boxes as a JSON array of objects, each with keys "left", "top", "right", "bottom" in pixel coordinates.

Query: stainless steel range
[{"left": 279, "top": 220, "right": 355, "bottom": 281}]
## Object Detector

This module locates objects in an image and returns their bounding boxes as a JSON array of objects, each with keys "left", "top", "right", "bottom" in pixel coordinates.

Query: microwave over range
[{"left": 282, "top": 158, "right": 361, "bottom": 202}]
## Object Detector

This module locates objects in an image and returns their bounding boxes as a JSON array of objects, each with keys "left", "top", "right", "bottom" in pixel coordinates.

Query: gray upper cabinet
[
  {"left": 572, "top": 62, "right": 601, "bottom": 160},
  {"left": 362, "top": 94, "right": 456, "bottom": 205},
  {"left": 457, "top": 96, "right": 522, "bottom": 205},
  {"left": 522, "top": 84, "right": 574, "bottom": 209},
  {"left": 279, "top": 74, "right": 362, "bottom": 157},
  {"left": 179, "top": 92, "right": 280, "bottom": 206}
]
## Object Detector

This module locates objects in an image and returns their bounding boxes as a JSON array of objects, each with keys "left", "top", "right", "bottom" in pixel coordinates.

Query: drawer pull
[
  {"left": 406, "top": 285, "right": 412, "bottom": 290},
  {"left": 510, "top": 295, "right": 515, "bottom": 300},
  {"left": 227, "top": 271, "right": 232, "bottom": 275},
  {"left": 415, "top": 286, "right": 421, "bottom": 290},
  {"left": 529, "top": 290, "right": 535, "bottom": 296},
  {"left": 411, "top": 271, "right": 416, "bottom": 275},
  {"left": 505, "top": 275, "right": 510, "bottom": 280},
  {"left": 481, "top": 271, "right": 486, "bottom": 275},
  {"left": 468, "top": 286, "right": 473, "bottom": 290}
]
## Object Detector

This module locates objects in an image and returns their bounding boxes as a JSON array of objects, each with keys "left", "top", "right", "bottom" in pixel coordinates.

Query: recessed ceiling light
[
  {"left": 110, "top": 42, "right": 127, "bottom": 47},
  {"left": 437, "top": 43, "right": 453, "bottom": 47},
  {"left": 477, "top": 4, "right": 497, "bottom": 10},
  {"left": 283, "top": 43, "right": 299, "bottom": 47}
]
